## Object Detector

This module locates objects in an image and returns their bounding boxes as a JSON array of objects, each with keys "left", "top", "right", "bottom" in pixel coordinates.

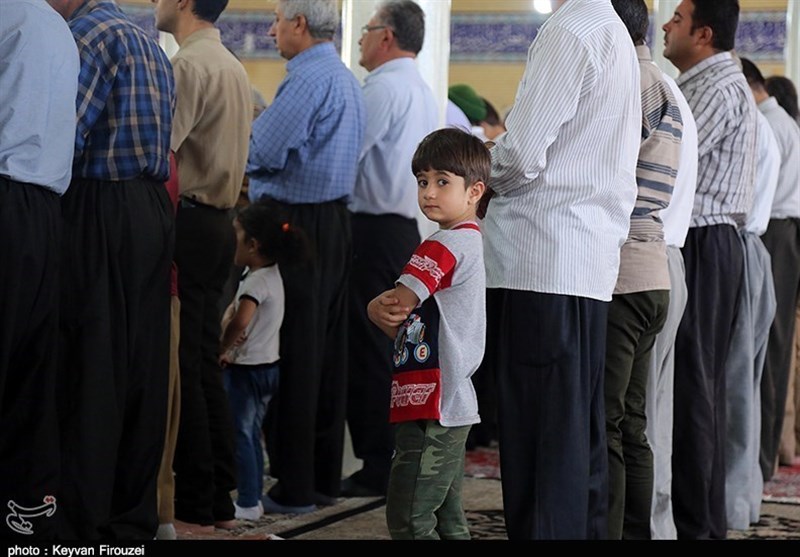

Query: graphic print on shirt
[{"left": 390, "top": 239, "right": 456, "bottom": 423}]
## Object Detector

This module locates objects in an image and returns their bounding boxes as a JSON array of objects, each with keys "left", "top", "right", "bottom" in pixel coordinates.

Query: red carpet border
[{"left": 466, "top": 446, "right": 800, "bottom": 506}]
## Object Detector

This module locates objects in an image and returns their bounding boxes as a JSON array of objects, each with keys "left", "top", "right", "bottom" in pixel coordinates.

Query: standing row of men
[
  {"left": 0, "top": 0, "right": 258, "bottom": 539},
  {"left": 2, "top": 0, "right": 176, "bottom": 540},
  {"left": 2, "top": 0, "right": 798, "bottom": 542}
]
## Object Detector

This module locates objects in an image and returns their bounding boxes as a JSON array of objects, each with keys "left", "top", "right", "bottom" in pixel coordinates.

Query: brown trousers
[
  {"left": 157, "top": 296, "right": 182, "bottom": 523},
  {"left": 778, "top": 305, "right": 800, "bottom": 465}
]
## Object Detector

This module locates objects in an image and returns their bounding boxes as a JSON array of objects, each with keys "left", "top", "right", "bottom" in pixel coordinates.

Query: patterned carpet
[
  {"left": 465, "top": 446, "right": 800, "bottom": 505},
  {"left": 763, "top": 463, "right": 800, "bottom": 504},
  {"left": 174, "top": 449, "right": 799, "bottom": 540},
  {"left": 461, "top": 445, "right": 800, "bottom": 540}
]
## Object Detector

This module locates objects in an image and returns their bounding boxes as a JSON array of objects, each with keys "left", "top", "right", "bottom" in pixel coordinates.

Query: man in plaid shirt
[{"left": 48, "top": 0, "right": 175, "bottom": 540}]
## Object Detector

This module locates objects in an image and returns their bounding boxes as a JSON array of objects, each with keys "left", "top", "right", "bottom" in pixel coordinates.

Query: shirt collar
[
  {"left": 635, "top": 44, "right": 653, "bottom": 63},
  {"left": 759, "top": 96, "right": 780, "bottom": 113},
  {"left": 676, "top": 51, "right": 733, "bottom": 87},
  {"left": 365, "top": 57, "right": 416, "bottom": 82},
  {"left": 286, "top": 42, "right": 337, "bottom": 72},
  {"left": 70, "top": 0, "right": 107, "bottom": 21},
  {"left": 181, "top": 27, "right": 222, "bottom": 49}
]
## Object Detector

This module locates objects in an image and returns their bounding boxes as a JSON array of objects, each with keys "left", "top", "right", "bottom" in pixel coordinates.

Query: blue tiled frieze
[{"left": 120, "top": 5, "right": 787, "bottom": 64}]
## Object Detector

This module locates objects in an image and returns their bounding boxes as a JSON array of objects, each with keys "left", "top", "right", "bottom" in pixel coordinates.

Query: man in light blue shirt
[
  {"left": 247, "top": 8, "right": 364, "bottom": 203},
  {"left": 343, "top": 0, "right": 439, "bottom": 499},
  {"left": 0, "top": 0, "right": 78, "bottom": 540},
  {"left": 246, "top": 0, "right": 365, "bottom": 514}
]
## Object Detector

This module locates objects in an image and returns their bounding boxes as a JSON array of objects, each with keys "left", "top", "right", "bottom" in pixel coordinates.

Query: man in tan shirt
[{"left": 153, "top": 0, "right": 252, "bottom": 536}]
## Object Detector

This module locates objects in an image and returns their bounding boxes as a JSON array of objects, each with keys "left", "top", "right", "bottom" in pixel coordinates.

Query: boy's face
[{"left": 416, "top": 169, "right": 485, "bottom": 230}]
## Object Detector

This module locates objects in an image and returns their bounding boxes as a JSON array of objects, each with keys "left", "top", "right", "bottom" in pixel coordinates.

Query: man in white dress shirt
[
  {"left": 480, "top": 0, "right": 641, "bottom": 539},
  {"left": 750, "top": 64, "right": 800, "bottom": 480},
  {"left": 344, "top": 0, "right": 439, "bottom": 498},
  {"left": 645, "top": 71, "right": 697, "bottom": 541}
]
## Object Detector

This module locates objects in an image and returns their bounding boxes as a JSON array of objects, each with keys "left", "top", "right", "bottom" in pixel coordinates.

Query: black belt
[{"left": 179, "top": 197, "right": 228, "bottom": 212}]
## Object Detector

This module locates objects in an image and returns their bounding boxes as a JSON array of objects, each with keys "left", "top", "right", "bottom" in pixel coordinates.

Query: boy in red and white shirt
[{"left": 368, "top": 128, "right": 489, "bottom": 539}]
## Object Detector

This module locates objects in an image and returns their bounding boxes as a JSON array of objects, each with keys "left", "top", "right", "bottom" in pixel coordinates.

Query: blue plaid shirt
[
  {"left": 69, "top": 0, "right": 174, "bottom": 182},
  {"left": 247, "top": 42, "right": 365, "bottom": 204}
]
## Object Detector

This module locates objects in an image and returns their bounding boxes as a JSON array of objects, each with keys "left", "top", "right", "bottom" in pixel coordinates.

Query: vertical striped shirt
[
  {"left": 483, "top": 0, "right": 641, "bottom": 301},
  {"left": 676, "top": 52, "right": 757, "bottom": 228},
  {"left": 614, "top": 45, "right": 683, "bottom": 295},
  {"left": 68, "top": 0, "right": 174, "bottom": 182}
]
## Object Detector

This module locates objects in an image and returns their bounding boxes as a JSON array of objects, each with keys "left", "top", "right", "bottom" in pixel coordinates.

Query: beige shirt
[
  {"left": 614, "top": 46, "right": 683, "bottom": 295},
  {"left": 171, "top": 28, "right": 251, "bottom": 209}
]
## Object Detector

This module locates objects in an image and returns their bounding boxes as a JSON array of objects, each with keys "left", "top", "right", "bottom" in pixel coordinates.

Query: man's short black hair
[
  {"left": 192, "top": 0, "right": 229, "bottom": 24},
  {"left": 765, "top": 76, "right": 800, "bottom": 121},
  {"left": 690, "top": 0, "right": 739, "bottom": 52},
  {"left": 412, "top": 128, "right": 491, "bottom": 189},
  {"left": 740, "top": 57, "right": 765, "bottom": 88},
  {"left": 611, "top": 0, "right": 649, "bottom": 46}
]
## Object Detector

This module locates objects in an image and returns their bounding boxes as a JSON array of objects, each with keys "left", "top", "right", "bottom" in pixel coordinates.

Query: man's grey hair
[
  {"left": 377, "top": 0, "right": 425, "bottom": 54},
  {"left": 279, "top": 0, "right": 340, "bottom": 41}
]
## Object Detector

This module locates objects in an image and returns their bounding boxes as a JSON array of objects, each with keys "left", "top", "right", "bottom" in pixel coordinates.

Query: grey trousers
[
  {"left": 724, "top": 232, "right": 776, "bottom": 530},
  {"left": 645, "top": 247, "right": 687, "bottom": 539}
]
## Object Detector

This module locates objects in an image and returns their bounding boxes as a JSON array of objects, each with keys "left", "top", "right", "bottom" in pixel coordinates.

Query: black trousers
[
  {"left": 264, "top": 200, "right": 352, "bottom": 506},
  {"left": 57, "top": 178, "right": 173, "bottom": 540},
  {"left": 172, "top": 201, "right": 237, "bottom": 525},
  {"left": 759, "top": 218, "right": 800, "bottom": 480},
  {"left": 672, "top": 225, "right": 743, "bottom": 540},
  {"left": 488, "top": 289, "right": 609, "bottom": 540},
  {"left": 0, "top": 179, "right": 61, "bottom": 540},
  {"left": 346, "top": 213, "right": 419, "bottom": 493}
]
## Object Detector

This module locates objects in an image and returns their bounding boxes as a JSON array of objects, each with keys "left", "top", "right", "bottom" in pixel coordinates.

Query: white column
[
  {"left": 415, "top": 0, "right": 452, "bottom": 130},
  {"left": 340, "top": 0, "right": 380, "bottom": 83},
  {"left": 651, "top": 0, "right": 680, "bottom": 79},
  {"left": 340, "top": 0, "right": 451, "bottom": 239},
  {"left": 786, "top": 0, "right": 800, "bottom": 85}
]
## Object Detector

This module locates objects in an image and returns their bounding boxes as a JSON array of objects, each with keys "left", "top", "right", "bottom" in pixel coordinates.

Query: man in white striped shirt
[
  {"left": 480, "top": 0, "right": 641, "bottom": 540},
  {"left": 662, "top": 0, "right": 757, "bottom": 540}
]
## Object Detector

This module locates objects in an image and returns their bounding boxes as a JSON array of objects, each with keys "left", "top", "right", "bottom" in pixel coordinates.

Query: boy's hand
[
  {"left": 219, "top": 352, "right": 233, "bottom": 368},
  {"left": 368, "top": 289, "right": 411, "bottom": 333}
]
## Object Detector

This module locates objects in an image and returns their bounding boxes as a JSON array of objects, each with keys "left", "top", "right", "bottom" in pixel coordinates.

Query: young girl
[{"left": 219, "top": 200, "right": 309, "bottom": 521}]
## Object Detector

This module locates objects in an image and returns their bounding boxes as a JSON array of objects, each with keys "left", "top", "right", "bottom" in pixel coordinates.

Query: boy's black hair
[
  {"left": 411, "top": 128, "right": 491, "bottom": 189},
  {"left": 690, "top": 0, "right": 739, "bottom": 52},
  {"left": 235, "top": 199, "right": 312, "bottom": 266}
]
